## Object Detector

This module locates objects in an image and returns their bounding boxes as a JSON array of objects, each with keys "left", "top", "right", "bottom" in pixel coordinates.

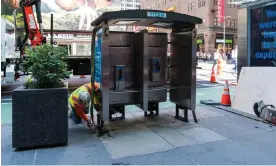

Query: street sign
[{"left": 218, "top": 0, "right": 225, "bottom": 23}]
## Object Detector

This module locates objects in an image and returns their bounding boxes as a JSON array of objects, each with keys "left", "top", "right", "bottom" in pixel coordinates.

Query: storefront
[
  {"left": 43, "top": 30, "right": 92, "bottom": 57},
  {"left": 215, "top": 34, "right": 234, "bottom": 52},
  {"left": 196, "top": 38, "right": 205, "bottom": 52}
]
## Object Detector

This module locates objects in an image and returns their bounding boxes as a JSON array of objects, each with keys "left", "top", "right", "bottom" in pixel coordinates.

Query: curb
[{"left": 210, "top": 105, "right": 276, "bottom": 127}]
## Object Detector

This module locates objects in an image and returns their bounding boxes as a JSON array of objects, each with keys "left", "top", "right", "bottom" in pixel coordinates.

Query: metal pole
[
  {"left": 223, "top": 18, "right": 225, "bottom": 51},
  {"left": 50, "top": 13, "right": 54, "bottom": 45}
]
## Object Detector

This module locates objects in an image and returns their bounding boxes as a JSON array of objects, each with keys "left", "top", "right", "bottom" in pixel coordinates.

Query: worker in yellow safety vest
[{"left": 68, "top": 82, "right": 100, "bottom": 128}]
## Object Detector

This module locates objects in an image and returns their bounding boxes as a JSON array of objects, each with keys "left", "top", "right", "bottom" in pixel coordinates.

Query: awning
[{"left": 91, "top": 10, "right": 202, "bottom": 31}]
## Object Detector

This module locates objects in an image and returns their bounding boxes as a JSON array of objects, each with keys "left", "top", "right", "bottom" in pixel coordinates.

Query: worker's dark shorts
[{"left": 69, "top": 104, "right": 82, "bottom": 124}]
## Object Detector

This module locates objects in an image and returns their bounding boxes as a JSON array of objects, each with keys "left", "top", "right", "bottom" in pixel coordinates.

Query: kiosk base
[
  {"left": 109, "top": 106, "right": 125, "bottom": 121},
  {"left": 144, "top": 102, "right": 159, "bottom": 116},
  {"left": 175, "top": 105, "right": 198, "bottom": 123}
]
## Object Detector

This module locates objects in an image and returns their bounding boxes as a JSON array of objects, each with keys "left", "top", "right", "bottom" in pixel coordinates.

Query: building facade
[
  {"left": 121, "top": 0, "right": 140, "bottom": 10},
  {"left": 140, "top": 0, "right": 238, "bottom": 53}
]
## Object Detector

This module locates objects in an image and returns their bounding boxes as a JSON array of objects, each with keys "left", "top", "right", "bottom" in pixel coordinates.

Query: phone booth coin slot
[
  {"left": 151, "top": 57, "right": 161, "bottom": 82},
  {"left": 115, "top": 65, "right": 125, "bottom": 91}
]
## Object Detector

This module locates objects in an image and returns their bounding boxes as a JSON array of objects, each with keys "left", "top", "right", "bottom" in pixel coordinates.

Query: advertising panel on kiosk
[{"left": 250, "top": 2, "right": 276, "bottom": 66}]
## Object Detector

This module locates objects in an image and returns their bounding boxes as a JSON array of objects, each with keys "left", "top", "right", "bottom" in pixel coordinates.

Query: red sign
[{"left": 218, "top": 0, "right": 225, "bottom": 23}]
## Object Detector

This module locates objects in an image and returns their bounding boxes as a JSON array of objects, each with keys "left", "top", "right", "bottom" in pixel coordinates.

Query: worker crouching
[{"left": 68, "top": 82, "right": 100, "bottom": 128}]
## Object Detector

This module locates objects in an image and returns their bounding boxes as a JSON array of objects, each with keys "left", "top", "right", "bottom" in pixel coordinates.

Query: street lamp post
[{"left": 223, "top": 16, "right": 232, "bottom": 50}]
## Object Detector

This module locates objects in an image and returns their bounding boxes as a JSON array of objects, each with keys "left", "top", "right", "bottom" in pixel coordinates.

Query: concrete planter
[{"left": 12, "top": 86, "right": 68, "bottom": 149}]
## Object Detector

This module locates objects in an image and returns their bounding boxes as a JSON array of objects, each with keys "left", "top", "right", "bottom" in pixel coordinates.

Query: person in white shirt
[
  {"left": 212, "top": 48, "right": 222, "bottom": 69},
  {"left": 231, "top": 45, "right": 238, "bottom": 73}
]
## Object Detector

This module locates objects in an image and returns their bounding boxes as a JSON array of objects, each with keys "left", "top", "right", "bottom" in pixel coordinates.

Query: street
[{"left": 5, "top": 62, "right": 276, "bottom": 165}]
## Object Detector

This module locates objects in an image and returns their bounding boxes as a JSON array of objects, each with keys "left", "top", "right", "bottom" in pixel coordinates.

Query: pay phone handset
[
  {"left": 115, "top": 65, "right": 125, "bottom": 91},
  {"left": 151, "top": 57, "right": 161, "bottom": 82}
]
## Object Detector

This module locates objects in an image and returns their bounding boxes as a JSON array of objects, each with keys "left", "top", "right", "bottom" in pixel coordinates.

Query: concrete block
[
  {"left": 232, "top": 67, "right": 276, "bottom": 115},
  {"left": 178, "top": 126, "right": 226, "bottom": 144},
  {"left": 101, "top": 124, "right": 173, "bottom": 159},
  {"left": 12, "top": 86, "right": 68, "bottom": 149}
]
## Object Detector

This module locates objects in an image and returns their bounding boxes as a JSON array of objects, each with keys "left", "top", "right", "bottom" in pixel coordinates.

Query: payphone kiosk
[{"left": 90, "top": 10, "right": 202, "bottom": 134}]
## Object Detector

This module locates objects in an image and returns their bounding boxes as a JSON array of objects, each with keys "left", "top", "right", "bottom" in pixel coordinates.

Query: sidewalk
[{"left": 2, "top": 105, "right": 276, "bottom": 165}]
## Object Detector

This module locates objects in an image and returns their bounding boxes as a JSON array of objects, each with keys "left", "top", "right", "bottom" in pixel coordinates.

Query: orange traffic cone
[
  {"left": 221, "top": 80, "right": 231, "bottom": 106},
  {"left": 80, "top": 75, "right": 86, "bottom": 79},
  {"left": 210, "top": 68, "right": 217, "bottom": 83},
  {"left": 217, "top": 58, "right": 222, "bottom": 75}
]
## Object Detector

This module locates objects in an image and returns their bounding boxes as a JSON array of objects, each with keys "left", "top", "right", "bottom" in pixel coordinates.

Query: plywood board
[{"left": 232, "top": 67, "right": 276, "bottom": 115}]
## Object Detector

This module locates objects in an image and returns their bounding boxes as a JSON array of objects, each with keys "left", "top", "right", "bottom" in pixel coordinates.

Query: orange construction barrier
[
  {"left": 210, "top": 68, "right": 217, "bottom": 83},
  {"left": 221, "top": 80, "right": 231, "bottom": 106},
  {"left": 217, "top": 58, "right": 222, "bottom": 75},
  {"left": 80, "top": 75, "right": 86, "bottom": 78}
]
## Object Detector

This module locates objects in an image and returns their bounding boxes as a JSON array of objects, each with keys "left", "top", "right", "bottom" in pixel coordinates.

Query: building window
[
  {"left": 231, "top": 19, "right": 236, "bottom": 27},
  {"left": 157, "top": 0, "right": 160, "bottom": 7},
  {"left": 77, "top": 44, "right": 91, "bottom": 56},
  {"left": 214, "top": 0, "right": 218, "bottom": 6},
  {"left": 227, "top": 19, "right": 231, "bottom": 27},
  {"left": 188, "top": 2, "right": 195, "bottom": 12},
  {"left": 198, "top": 0, "right": 206, "bottom": 8},
  {"left": 228, "top": 0, "right": 236, "bottom": 8},
  {"left": 213, "top": 17, "right": 218, "bottom": 26},
  {"left": 163, "top": 0, "right": 166, "bottom": 5}
]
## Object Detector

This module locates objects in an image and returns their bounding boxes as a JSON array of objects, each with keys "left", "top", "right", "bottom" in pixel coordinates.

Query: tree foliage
[{"left": 23, "top": 44, "right": 70, "bottom": 89}]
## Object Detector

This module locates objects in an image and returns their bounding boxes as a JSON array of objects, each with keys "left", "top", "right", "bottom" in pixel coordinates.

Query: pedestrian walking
[
  {"left": 231, "top": 45, "right": 238, "bottom": 73},
  {"left": 212, "top": 47, "right": 223, "bottom": 70}
]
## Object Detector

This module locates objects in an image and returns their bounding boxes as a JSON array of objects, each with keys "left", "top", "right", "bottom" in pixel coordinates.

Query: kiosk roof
[{"left": 91, "top": 10, "right": 202, "bottom": 30}]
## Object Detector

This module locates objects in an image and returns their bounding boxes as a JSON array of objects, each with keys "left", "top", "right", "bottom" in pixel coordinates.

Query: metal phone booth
[{"left": 90, "top": 10, "right": 202, "bottom": 132}]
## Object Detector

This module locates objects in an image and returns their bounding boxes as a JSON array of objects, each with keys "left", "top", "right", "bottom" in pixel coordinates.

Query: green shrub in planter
[
  {"left": 23, "top": 44, "right": 70, "bottom": 88},
  {"left": 12, "top": 44, "right": 70, "bottom": 149}
]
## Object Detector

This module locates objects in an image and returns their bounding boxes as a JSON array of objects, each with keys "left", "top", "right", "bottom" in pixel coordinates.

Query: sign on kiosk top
[{"left": 90, "top": 9, "right": 202, "bottom": 30}]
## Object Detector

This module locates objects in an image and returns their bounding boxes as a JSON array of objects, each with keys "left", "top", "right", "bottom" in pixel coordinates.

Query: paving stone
[
  {"left": 100, "top": 124, "right": 174, "bottom": 159},
  {"left": 195, "top": 106, "right": 225, "bottom": 119},
  {"left": 1, "top": 125, "right": 37, "bottom": 165},
  {"left": 34, "top": 127, "right": 112, "bottom": 165},
  {"left": 174, "top": 134, "right": 276, "bottom": 165},
  {"left": 177, "top": 126, "right": 227, "bottom": 144},
  {"left": 149, "top": 123, "right": 197, "bottom": 147},
  {"left": 113, "top": 148, "right": 196, "bottom": 165},
  {"left": 231, "top": 131, "right": 276, "bottom": 159},
  {"left": 34, "top": 141, "right": 111, "bottom": 165},
  {"left": 198, "top": 114, "right": 270, "bottom": 138}
]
